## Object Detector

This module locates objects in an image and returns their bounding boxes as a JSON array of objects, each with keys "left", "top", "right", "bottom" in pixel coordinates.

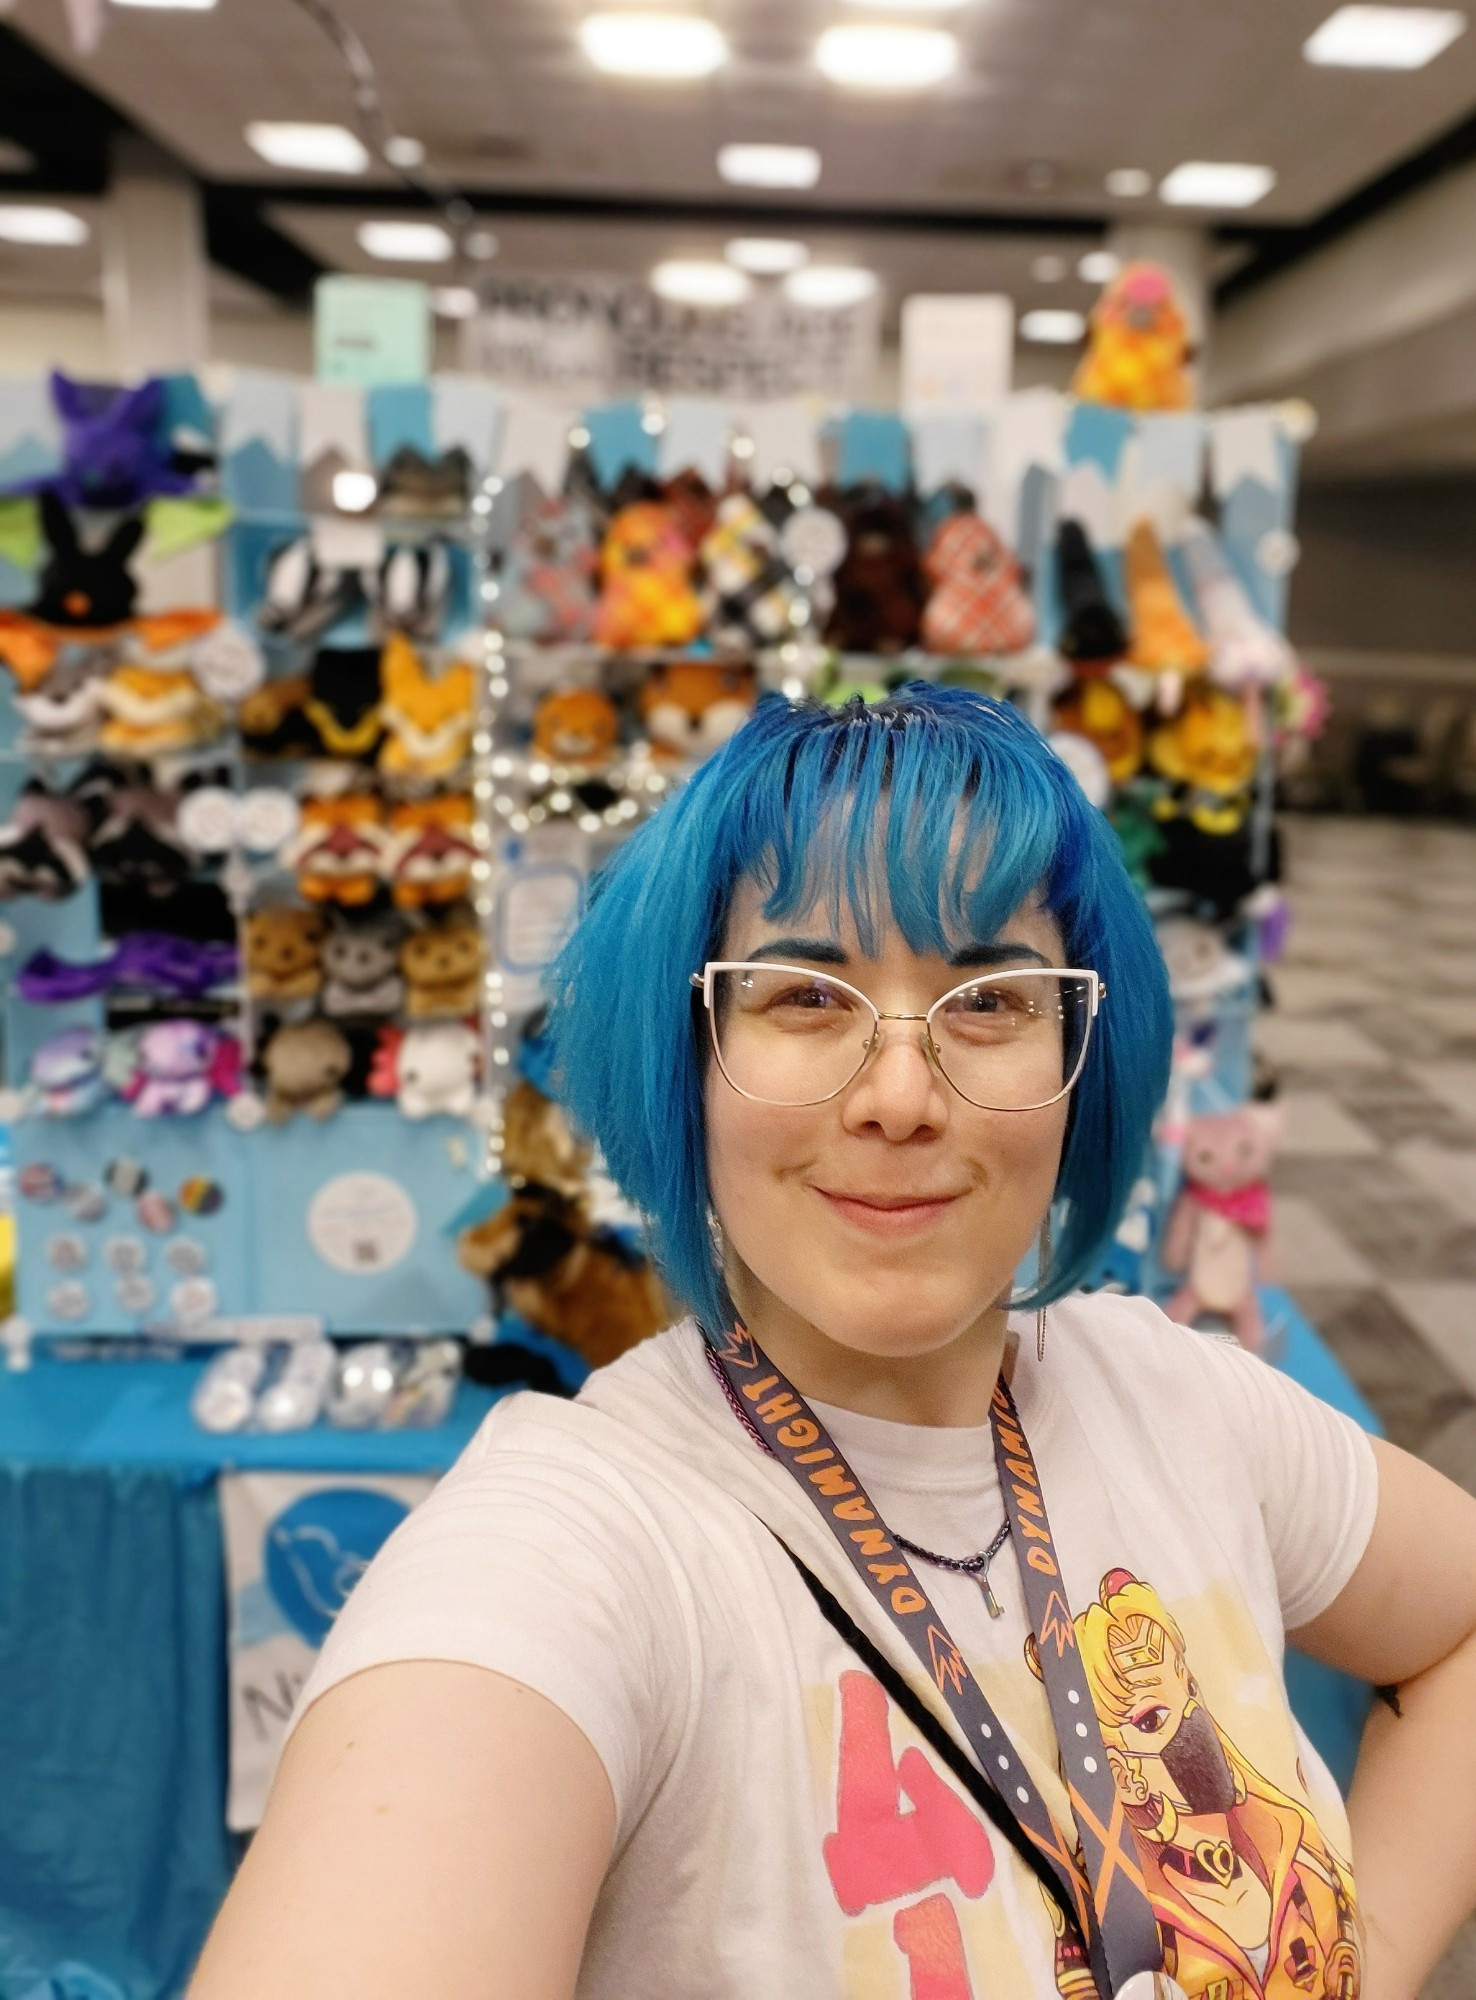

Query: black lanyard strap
[
  {"left": 775, "top": 1535, "right": 1085, "bottom": 1950},
  {"left": 702, "top": 1325, "right": 1166, "bottom": 1999}
]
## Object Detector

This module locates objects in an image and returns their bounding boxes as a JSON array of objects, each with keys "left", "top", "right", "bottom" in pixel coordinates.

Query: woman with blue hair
[{"left": 197, "top": 687, "right": 1476, "bottom": 2000}]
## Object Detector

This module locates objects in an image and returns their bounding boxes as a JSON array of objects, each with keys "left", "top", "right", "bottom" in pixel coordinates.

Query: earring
[{"left": 1036, "top": 1213, "right": 1051, "bottom": 1363}]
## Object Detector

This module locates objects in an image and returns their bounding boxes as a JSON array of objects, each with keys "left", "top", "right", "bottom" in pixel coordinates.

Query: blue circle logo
[{"left": 263, "top": 1487, "right": 411, "bottom": 1647}]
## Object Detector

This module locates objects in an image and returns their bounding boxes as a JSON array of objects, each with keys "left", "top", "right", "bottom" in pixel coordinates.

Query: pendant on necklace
[{"left": 978, "top": 1566, "right": 1003, "bottom": 1620}]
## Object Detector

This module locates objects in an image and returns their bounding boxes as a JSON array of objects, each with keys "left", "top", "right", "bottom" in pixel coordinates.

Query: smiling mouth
[{"left": 812, "top": 1187, "right": 964, "bottom": 1233}]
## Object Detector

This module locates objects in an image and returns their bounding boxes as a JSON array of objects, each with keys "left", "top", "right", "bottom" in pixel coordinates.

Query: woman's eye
[{"left": 1131, "top": 1705, "right": 1172, "bottom": 1736}]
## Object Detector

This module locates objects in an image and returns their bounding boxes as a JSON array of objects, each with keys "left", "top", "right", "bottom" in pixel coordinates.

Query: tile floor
[{"left": 1267, "top": 816, "right": 1476, "bottom": 2000}]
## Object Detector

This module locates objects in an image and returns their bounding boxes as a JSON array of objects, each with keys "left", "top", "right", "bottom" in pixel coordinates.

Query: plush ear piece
[
  {"left": 378, "top": 546, "right": 423, "bottom": 627},
  {"left": 105, "top": 515, "right": 146, "bottom": 568},
  {"left": 39, "top": 490, "right": 79, "bottom": 561},
  {"left": 49, "top": 371, "right": 85, "bottom": 421}
]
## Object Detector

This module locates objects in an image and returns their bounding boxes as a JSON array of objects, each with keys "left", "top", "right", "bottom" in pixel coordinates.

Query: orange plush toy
[
  {"left": 638, "top": 660, "right": 755, "bottom": 761},
  {"left": 532, "top": 687, "right": 621, "bottom": 768},
  {"left": 594, "top": 503, "right": 705, "bottom": 651},
  {"left": 1072, "top": 263, "right": 1194, "bottom": 412},
  {"left": 387, "top": 794, "right": 477, "bottom": 910},
  {"left": 1052, "top": 680, "right": 1144, "bottom": 786},
  {"left": 1124, "top": 518, "right": 1209, "bottom": 712}
]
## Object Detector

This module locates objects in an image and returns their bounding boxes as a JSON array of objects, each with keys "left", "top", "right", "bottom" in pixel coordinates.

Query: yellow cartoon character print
[{"left": 1039, "top": 1570, "right": 1363, "bottom": 2000}]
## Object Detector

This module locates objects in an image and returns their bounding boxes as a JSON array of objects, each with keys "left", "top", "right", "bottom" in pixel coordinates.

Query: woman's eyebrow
[
  {"left": 948, "top": 941, "right": 1052, "bottom": 969},
  {"left": 747, "top": 937, "right": 849, "bottom": 965}
]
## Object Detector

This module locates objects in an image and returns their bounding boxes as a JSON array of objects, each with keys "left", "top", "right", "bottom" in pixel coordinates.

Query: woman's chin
[{"left": 805, "top": 1287, "right": 999, "bottom": 1364}]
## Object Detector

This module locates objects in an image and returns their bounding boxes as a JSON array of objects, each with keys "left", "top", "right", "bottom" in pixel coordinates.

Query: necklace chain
[{"left": 704, "top": 1348, "right": 1012, "bottom": 1613}]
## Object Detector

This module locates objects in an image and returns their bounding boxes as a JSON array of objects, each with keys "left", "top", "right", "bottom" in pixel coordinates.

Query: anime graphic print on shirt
[{"left": 811, "top": 1571, "right": 1363, "bottom": 2000}]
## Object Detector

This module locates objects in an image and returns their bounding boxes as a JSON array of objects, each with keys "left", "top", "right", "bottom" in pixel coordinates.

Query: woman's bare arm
[
  {"left": 1291, "top": 1436, "right": 1476, "bottom": 2000},
  {"left": 189, "top": 1659, "right": 617, "bottom": 2000}
]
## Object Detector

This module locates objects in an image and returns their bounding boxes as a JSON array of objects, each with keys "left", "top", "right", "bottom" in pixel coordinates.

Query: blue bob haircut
[{"left": 544, "top": 682, "right": 1172, "bottom": 1338}]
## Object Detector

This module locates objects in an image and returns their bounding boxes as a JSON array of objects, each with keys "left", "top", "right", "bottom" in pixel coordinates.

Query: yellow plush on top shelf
[{"left": 1072, "top": 262, "right": 1194, "bottom": 413}]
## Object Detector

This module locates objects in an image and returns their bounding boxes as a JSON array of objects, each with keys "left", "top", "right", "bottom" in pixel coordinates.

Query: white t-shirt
[{"left": 294, "top": 1294, "right": 1378, "bottom": 2000}]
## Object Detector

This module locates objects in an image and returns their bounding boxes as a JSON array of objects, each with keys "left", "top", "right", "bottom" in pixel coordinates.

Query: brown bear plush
[
  {"left": 244, "top": 906, "right": 327, "bottom": 1004},
  {"left": 825, "top": 497, "right": 924, "bottom": 655},
  {"left": 501, "top": 1076, "right": 591, "bottom": 1198},
  {"left": 261, "top": 1018, "right": 352, "bottom": 1123},
  {"left": 400, "top": 917, "right": 485, "bottom": 1019}
]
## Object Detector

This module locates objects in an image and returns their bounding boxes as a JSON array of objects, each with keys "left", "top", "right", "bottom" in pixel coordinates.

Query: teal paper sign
[{"left": 314, "top": 277, "right": 431, "bottom": 387}]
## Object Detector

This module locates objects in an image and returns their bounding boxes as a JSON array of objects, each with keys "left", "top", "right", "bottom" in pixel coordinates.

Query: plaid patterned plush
[
  {"left": 921, "top": 514, "right": 1036, "bottom": 657},
  {"left": 701, "top": 495, "right": 801, "bottom": 648},
  {"left": 595, "top": 503, "right": 706, "bottom": 651}
]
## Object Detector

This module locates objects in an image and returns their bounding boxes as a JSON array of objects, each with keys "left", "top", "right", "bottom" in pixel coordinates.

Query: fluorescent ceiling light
[
  {"left": 1030, "top": 253, "right": 1068, "bottom": 283},
  {"left": 433, "top": 286, "right": 479, "bottom": 319},
  {"left": 1078, "top": 249, "right": 1121, "bottom": 284},
  {"left": 1159, "top": 161, "right": 1276, "bottom": 208},
  {"left": 0, "top": 205, "right": 89, "bottom": 246},
  {"left": 1020, "top": 308, "right": 1085, "bottom": 344},
  {"left": 1104, "top": 167, "right": 1152, "bottom": 197},
  {"left": 246, "top": 121, "right": 369, "bottom": 174},
  {"left": 581, "top": 13, "right": 728, "bottom": 78},
  {"left": 718, "top": 143, "right": 821, "bottom": 188},
  {"left": 357, "top": 219, "right": 454, "bottom": 261},
  {"left": 815, "top": 23, "right": 958, "bottom": 88},
  {"left": 1304, "top": 5, "right": 1465, "bottom": 65},
  {"left": 652, "top": 259, "right": 751, "bottom": 305},
  {"left": 785, "top": 265, "right": 878, "bottom": 308},
  {"left": 726, "top": 236, "right": 809, "bottom": 275}
]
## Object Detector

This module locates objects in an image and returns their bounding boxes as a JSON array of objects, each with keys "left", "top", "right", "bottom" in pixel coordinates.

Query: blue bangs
[{"left": 544, "top": 682, "right": 1172, "bottom": 1338}]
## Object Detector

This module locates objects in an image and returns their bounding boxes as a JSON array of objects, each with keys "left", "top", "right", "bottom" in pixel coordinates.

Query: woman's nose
[{"left": 841, "top": 1023, "right": 949, "bottom": 1137}]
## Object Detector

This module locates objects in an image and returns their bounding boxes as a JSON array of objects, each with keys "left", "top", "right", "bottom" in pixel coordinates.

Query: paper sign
[
  {"left": 315, "top": 277, "right": 431, "bottom": 388},
  {"left": 900, "top": 295, "right": 1014, "bottom": 416}
]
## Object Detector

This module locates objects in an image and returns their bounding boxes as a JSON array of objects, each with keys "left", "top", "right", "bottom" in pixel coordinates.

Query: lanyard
[{"left": 703, "top": 1325, "right": 1167, "bottom": 2000}]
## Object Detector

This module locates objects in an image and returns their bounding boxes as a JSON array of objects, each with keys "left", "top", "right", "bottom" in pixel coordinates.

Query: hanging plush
[
  {"left": 594, "top": 502, "right": 706, "bottom": 651},
  {"left": 30, "top": 1027, "right": 108, "bottom": 1118},
  {"left": 400, "top": 916, "right": 486, "bottom": 1018},
  {"left": 286, "top": 793, "right": 392, "bottom": 907},
  {"left": 920, "top": 512, "right": 1035, "bottom": 657},
  {"left": 1071, "top": 262, "right": 1194, "bottom": 413},
  {"left": 122, "top": 1020, "right": 241, "bottom": 1117},
  {"left": 13, "top": 654, "right": 108, "bottom": 757},
  {"left": 257, "top": 537, "right": 363, "bottom": 643},
  {"left": 373, "top": 540, "right": 452, "bottom": 644},
  {"left": 1053, "top": 519, "right": 1127, "bottom": 667},
  {"left": 498, "top": 497, "right": 600, "bottom": 644},
  {"left": 0, "top": 783, "right": 91, "bottom": 899},
  {"left": 370, "top": 1021, "right": 481, "bottom": 1120},
  {"left": 377, "top": 633, "right": 475, "bottom": 780},
  {"left": 5, "top": 373, "right": 204, "bottom": 511},
  {"left": 261, "top": 1018, "right": 353, "bottom": 1124},
  {"left": 386, "top": 793, "right": 477, "bottom": 910},
  {"left": 320, "top": 913, "right": 406, "bottom": 1021},
  {"left": 0, "top": 495, "right": 144, "bottom": 691},
  {"left": 83, "top": 776, "right": 192, "bottom": 899},
  {"left": 1148, "top": 686, "right": 1259, "bottom": 834},
  {"left": 1123, "top": 518, "right": 1209, "bottom": 712},
  {"left": 637, "top": 660, "right": 756, "bottom": 761},
  {"left": 302, "top": 647, "right": 385, "bottom": 763},
  {"left": 1162, "top": 1104, "right": 1281, "bottom": 1352},
  {"left": 699, "top": 494, "right": 805, "bottom": 651},
  {"left": 243, "top": 905, "right": 328, "bottom": 1005},
  {"left": 825, "top": 497, "right": 923, "bottom": 655},
  {"left": 98, "top": 663, "right": 225, "bottom": 758},
  {"left": 531, "top": 686, "right": 621, "bottom": 768},
  {"left": 1051, "top": 679, "right": 1144, "bottom": 786},
  {"left": 1180, "top": 518, "right": 1297, "bottom": 733},
  {"left": 237, "top": 675, "right": 317, "bottom": 760}
]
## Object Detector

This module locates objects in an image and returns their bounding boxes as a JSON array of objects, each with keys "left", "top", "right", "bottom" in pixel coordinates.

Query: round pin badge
[
  {"left": 64, "top": 1182, "right": 108, "bottom": 1224},
  {"left": 105, "top": 1158, "right": 149, "bottom": 1199},
  {"left": 165, "top": 1238, "right": 210, "bottom": 1276},
  {"left": 46, "top": 1234, "right": 88, "bottom": 1272},
  {"left": 136, "top": 1192, "right": 177, "bottom": 1235},
  {"left": 170, "top": 1277, "right": 217, "bottom": 1326},
  {"left": 114, "top": 1274, "right": 157, "bottom": 1315},
  {"left": 104, "top": 1236, "right": 148, "bottom": 1275},
  {"left": 179, "top": 1176, "right": 224, "bottom": 1217},
  {"left": 45, "top": 1281, "right": 91, "bottom": 1322},
  {"left": 18, "top": 1164, "right": 63, "bottom": 1205}
]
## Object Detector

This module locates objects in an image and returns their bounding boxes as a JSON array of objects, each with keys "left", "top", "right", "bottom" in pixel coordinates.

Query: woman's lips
[{"left": 813, "top": 1187, "right": 963, "bottom": 1235}]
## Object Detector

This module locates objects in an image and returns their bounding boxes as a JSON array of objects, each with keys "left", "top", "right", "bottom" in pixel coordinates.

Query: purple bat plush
[{"left": 5, "top": 374, "right": 201, "bottom": 510}]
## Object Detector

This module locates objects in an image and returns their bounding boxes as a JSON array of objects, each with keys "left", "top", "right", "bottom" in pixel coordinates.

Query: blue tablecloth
[
  {"left": 0, "top": 1301, "right": 1379, "bottom": 1999},
  {"left": 0, "top": 1356, "right": 499, "bottom": 2000}
]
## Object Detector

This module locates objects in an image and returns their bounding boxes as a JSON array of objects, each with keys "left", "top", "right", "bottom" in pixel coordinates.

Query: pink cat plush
[{"left": 1162, "top": 1103, "right": 1281, "bottom": 1351}]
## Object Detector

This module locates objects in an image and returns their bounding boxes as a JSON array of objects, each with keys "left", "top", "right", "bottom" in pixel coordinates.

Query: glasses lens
[
  {"left": 929, "top": 971, "right": 1094, "bottom": 1110},
  {"left": 710, "top": 966, "right": 873, "bottom": 1105}
]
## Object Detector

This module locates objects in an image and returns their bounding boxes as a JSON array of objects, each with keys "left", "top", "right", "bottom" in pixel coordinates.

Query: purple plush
[{"left": 4, "top": 373, "right": 200, "bottom": 510}]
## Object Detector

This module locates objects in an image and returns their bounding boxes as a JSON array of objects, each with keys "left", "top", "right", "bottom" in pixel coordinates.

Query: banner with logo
[
  {"left": 463, "top": 273, "right": 880, "bottom": 404},
  {"left": 220, "top": 1470, "right": 434, "bottom": 1828}
]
